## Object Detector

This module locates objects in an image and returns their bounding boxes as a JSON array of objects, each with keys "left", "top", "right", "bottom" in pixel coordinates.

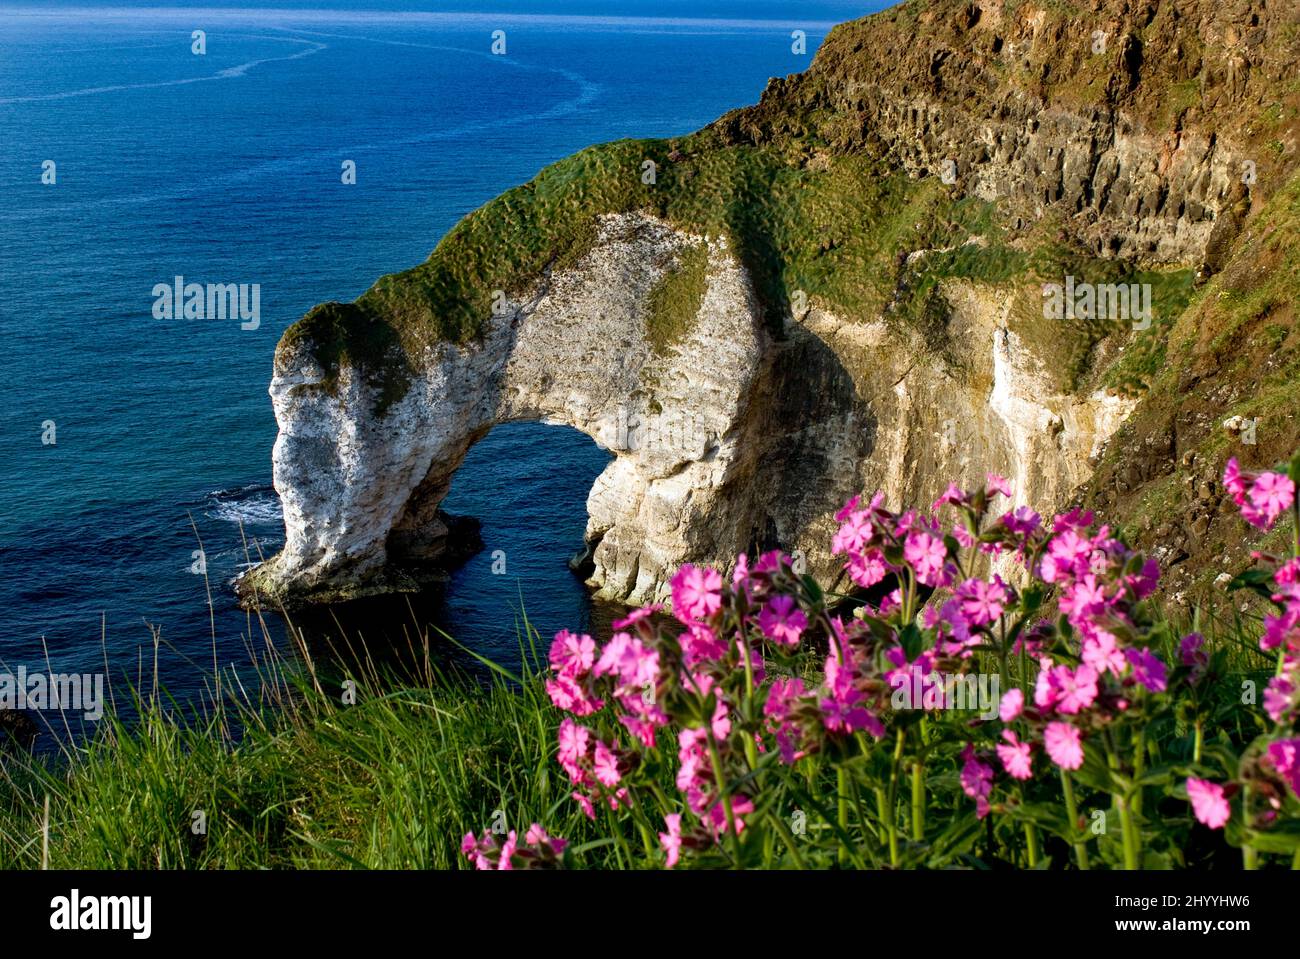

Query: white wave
[
  {"left": 206, "top": 494, "right": 283, "bottom": 527},
  {"left": 0, "top": 35, "right": 325, "bottom": 105},
  {"left": 1, "top": 32, "right": 598, "bottom": 221}
]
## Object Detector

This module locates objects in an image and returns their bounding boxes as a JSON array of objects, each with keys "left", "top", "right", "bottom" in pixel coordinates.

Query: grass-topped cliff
[
  {"left": 281, "top": 1, "right": 1295, "bottom": 393},
  {"left": 274, "top": 0, "right": 1300, "bottom": 596}
]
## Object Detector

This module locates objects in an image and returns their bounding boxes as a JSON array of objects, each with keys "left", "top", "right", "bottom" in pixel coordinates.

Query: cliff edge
[{"left": 244, "top": 0, "right": 1300, "bottom": 609}]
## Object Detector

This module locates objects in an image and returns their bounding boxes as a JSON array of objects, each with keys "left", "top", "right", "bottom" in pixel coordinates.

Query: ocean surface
[{"left": 0, "top": 1, "right": 886, "bottom": 714}]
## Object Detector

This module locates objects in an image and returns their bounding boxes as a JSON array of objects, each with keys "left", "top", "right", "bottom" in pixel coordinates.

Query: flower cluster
[
  {"left": 528, "top": 454, "right": 1300, "bottom": 869},
  {"left": 1182, "top": 458, "right": 1300, "bottom": 833},
  {"left": 460, "top": 824, "right": 568, "bottom": 870}
]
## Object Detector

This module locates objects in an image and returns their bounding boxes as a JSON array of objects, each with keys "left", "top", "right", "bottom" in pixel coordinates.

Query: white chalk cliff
[
  {"left": 248, "top": 211, "right": 1134, "bottom": 607},
  {"left": 244, "top": 0, "right": 1294, "bottom": 608}
]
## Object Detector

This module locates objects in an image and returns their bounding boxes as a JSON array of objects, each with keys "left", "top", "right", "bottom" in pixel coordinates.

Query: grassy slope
[
  {"left": 0, "top": 603, "right": 1275, "bottom": 870},
  {"left": 1081, "top": 168, "right": 1300, "bottom": 599}
]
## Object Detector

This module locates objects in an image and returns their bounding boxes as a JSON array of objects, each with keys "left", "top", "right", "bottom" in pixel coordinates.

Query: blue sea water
[{"left": 0, "top": 2, "right": 886, "bottom": 711}]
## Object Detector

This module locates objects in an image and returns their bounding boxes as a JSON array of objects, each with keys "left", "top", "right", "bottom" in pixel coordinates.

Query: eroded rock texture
[
  {"left": 252, "top": 213, "right": 1133, "bottom": 606},
  {"left": 247, "top": 0, "right": 1300, "bottom": 609}
]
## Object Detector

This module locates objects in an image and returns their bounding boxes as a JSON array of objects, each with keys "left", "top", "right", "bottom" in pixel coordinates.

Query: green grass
[
  {"left": 0, "top": 643, "right": 621, "bottom": 869},
  {"left": 0, "top": 590, "right": 1276, "bottom": 870},
  {"left": 644, "top": 239, "right": 710, "bottom": 355},
  {"left": 277, "top": 133, "right": 1062, "bottom": 412}
]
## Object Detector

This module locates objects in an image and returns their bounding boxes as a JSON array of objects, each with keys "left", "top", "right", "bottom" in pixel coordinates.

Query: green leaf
[{"left": 899, "top": 622, "right": 923, "bottom": 659}]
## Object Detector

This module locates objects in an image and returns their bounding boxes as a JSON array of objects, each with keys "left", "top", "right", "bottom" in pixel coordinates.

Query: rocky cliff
[{"left": 244, "top": 0, "right": 1300, "bottom": 610}]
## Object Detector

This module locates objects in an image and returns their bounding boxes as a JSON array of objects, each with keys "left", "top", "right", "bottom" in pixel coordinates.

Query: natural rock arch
[
  {"left": 249, "top": 213, "right": 871, "bottom": 606},
  {"left": 246, "top": 210, "right": 1142, "bottom": 609}
]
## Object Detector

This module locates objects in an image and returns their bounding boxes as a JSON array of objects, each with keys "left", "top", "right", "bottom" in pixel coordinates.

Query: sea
[{"left": 0, "top": 1, "right": 888, "bottom": 717}]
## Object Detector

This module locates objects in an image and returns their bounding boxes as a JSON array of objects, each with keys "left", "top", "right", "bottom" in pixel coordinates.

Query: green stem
[
  {"left": 606, "top": 804, "right": 631, "bottom": 869},
  {"left": 1193, "top": 721, "right": 1203, "bottom": 765},
  {"left": 739, "top": 637, "right": 760, "bottom": 770},
  {"left": 837, "top": 766, "right": 851, "bottom": 867},
  {"left": 910, "top": 758, "right": 925, "bottom": 842},
  {"left": 767, "top": 810, "right": 808, "bottom": 870},
  {"left": 706, "top": 736, "right": 743, "bottom": 869},
  {"left": 1024, "top": 822, "right": 1040, "bottom": 868},
  {"left": 1060, "top": 769, "right": 1091, "bottom": 870},
  {"left": 875, "top": 786, "right": 889, "bottom": 857},
  {"left": 1107, "top": 742, "right": 1139, "bottom": 870},
  {"left": 1132, "top": 724, "right": 1146, "bottom": 818},
  {"left": 1242, "top": 791, "right": 1258, "bottom": 871},
  {"left": 886, "top": 728, "right": 905, "bottom": 866}
]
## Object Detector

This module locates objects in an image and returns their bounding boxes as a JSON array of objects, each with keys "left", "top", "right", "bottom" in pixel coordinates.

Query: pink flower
[
  {"left": 956, "top": 576, "right": 1007, "bottom": 627},
  {"left": 904, "top": 531, "right": 949, "bottom": 587},
  {"left": 545, "top": 671, "right": 603, "bottom": 716},
  {"left": 1040, "top": 528, "right": 1092, "bottom": 583},
  {"left": 758, "top": 594, "right": 807, "bottom": 647},
  {"left": 706, "top": 796, "right": 754, "bottom": 837},
  {"left": 549, "top": 629, "right": 596, "bottom": 676},
  {"left": 764, "top": 677, "right": 808, "bottom": 763},
  {"left": 659, "top": 814, "right": 682, "bottom": 868},
  {"left": 1275, "top": 558, "right": 1300, "bottom": 586},
  {"left": 1127, "top": 557, "right": 1161, "bottom": 599},
  {"left": 497, "top": 831, "right": 517, "bottom": 870},
  {"left": 670, "top": 564, "right": 723, "bottom": 623},
  {"left": 1186, "top": 778, "right": 1231, "bottom": 829},
  {"left": 1266, "top": 740, "right": 1300, "bottom": 797},
  {"left": 996, "top": 729, "right": 1033, "bottom": 780},
  {"left": 999, "top": 688, "right": 1023, "bottom": 722},
  {"left": 1002, "top": 506, "right": 1041, "bottom": 537},
  {"left": 595, "top": 632, "right": 658, "bottom": 690},
  {"left": 819, "top": 652, "right": 883, "bottom": 737},
  {"left": 1060, "top": 574, "right": 1107, "bottom": 622},
  {"left": 1264, "top": 675, "right": 1296, "bottom": 724},
  {"left": 593, "top": 740, "right": 621, "bottom": 787},
  {"left": 612, "top": 604, "right": 662, "bottom": 630},
  {"left": 986, "top": 473, "right": 1012, "bottom": 498},
  {"left": 524, "top": 823, "right": 567, "bottom": 855},
  {"left": 1055, "top": 664, "right": 1099, "bottom": 714},
  {"left": 679, "top": 622, "right": 727, "bottom": 665},
  {"left": 1180, "top": 632, "right": 1208, "bottom": 667},
  {"left": 832, "top": 506, "right": 875, "bottom": 555},
  {"left": 1034, "top": 657, "right": 1060, "bottom": 710},
  {"left": 731, "top": 553, "right": 750, "bottom": 591},
  {"left": 1081, "top": 630, "right": 1126, "bottom": 676},
  {"left": 461, "top": 832, "right": 491, "bottom": 870},
  {"left": 1262, "top": 605, "right": 1300, "bottom": 653},
  {"left": 846, "top": 547, "right": 889, "bottom": 588},
  {"left": 1223, "top": 458, "right": 1247, "bottom": 506},
  {"left": 557, "top": 718, "right": 591, "bottom": 779},
  {"left": 1044, "top": 722, "right": 1084, "bottom": 770},
  {"left": 1244, "top": 471, "right": 1295, "bottom": 531},
  {"left": 1124, "top": 647, "right": 1167, "bottom": 693},
  {"left": 933, "top": 483, "right": 968, "bottom": 509},
  {"left": 960, "top": 746, "right": 994, "bottom": 818}
]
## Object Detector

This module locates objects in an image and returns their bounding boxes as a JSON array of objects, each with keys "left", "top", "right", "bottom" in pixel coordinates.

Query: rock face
[
  {"left": 251, "top": 211, "right": 1135, "bottom": 606},
  {"left": 247, "top": 0, "right": 1300, "bottom": 608},
  {"left": 255, "top": 214, "right": 767, "bottom": 604}
]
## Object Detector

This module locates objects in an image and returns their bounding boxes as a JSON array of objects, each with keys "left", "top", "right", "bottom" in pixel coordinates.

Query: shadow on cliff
[{"left": 727, "top": 318, "right": 878, "bottom": 579}]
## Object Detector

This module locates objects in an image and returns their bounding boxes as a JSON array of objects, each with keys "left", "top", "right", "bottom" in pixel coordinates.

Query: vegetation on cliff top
[
  {"left": 278, "top": 0, "right": 1292, "bottom": 414},
  {"left": 5, "top": 460, "right": 1296, "bottom": 869}
]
